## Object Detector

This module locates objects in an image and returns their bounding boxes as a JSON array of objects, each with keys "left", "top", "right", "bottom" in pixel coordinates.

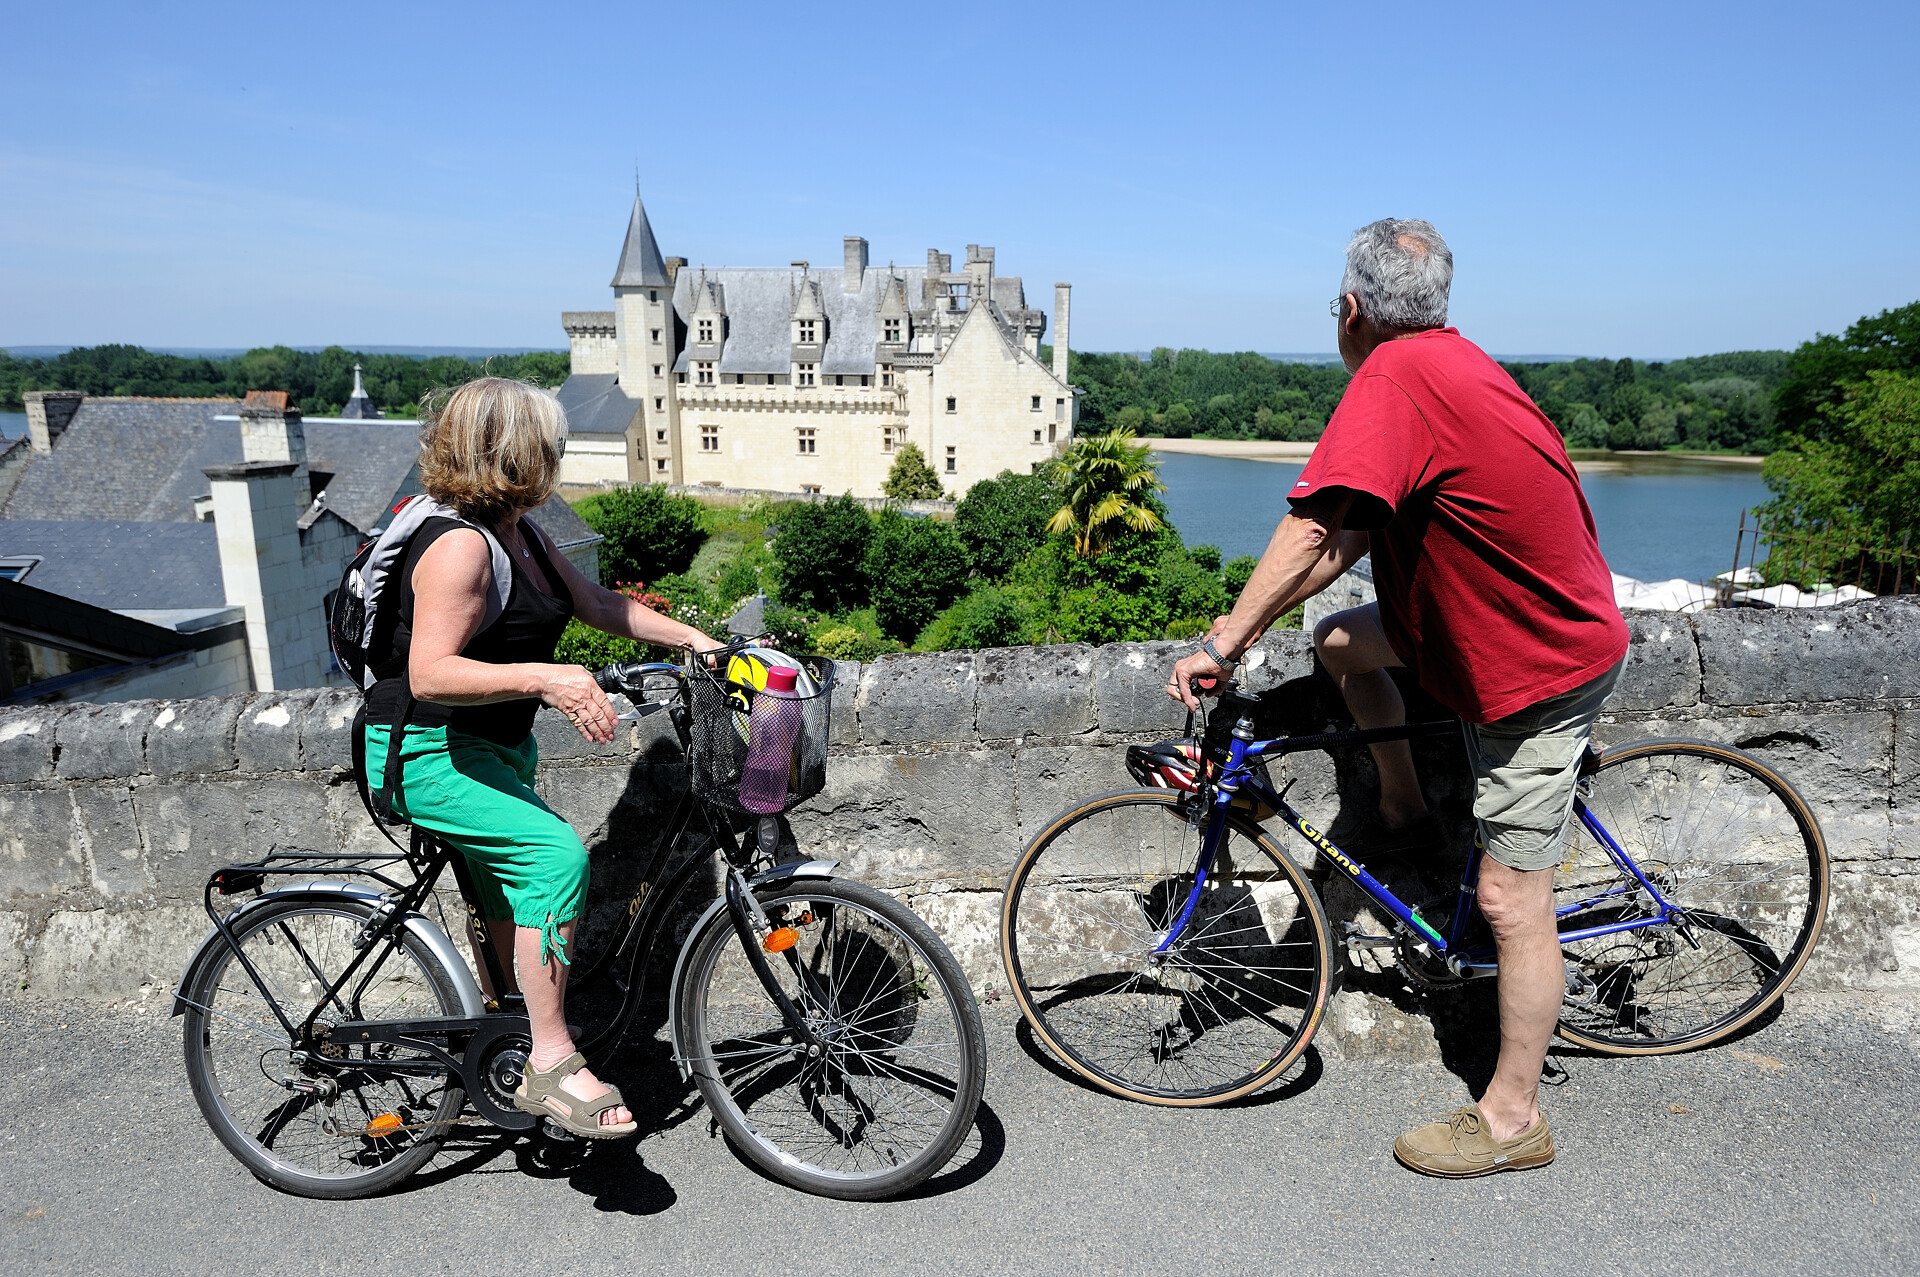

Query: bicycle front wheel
[
  {"left": 677, "top": 876, "right": 986, "bottom": 1201},
  {"left": 1555, "top": 738, "right": 1830, "bottom": 1054},
  {"left": 1002, "top": 790, "right": 1334, "bottom": 1106},
  {"left": 181, "top": 899, "right": 467, "bottom": 1199}
]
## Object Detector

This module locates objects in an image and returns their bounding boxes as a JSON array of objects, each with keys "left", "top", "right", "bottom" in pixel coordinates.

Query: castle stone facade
[{"left": 555, "top": 195, "right": 1077, "bottom": 498}]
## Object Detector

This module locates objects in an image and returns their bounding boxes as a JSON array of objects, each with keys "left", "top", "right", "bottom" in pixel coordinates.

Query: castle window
[
  {"left": 656, "top": 429, "right": 667, "bottom": 444},
  {"left": 1031, "top": 395, "right": 1042, "bottom": 411},
  {"left": 1033, "top": 429, "right": 1042, "bottom": 443},
  {"left": 654, "top": 397, "right": 663, "bottom": 411},
  {"left": 696, "top": 361, "right": 715, "bottom": 385},
  {"left": 1049, "top": 423, "right": 1058, "bottom": 443},
  {"left": 701, "top": 425, "right": 719, "bottom": 452},
  {"left": 651, "top": 328, "right": 662, "bottom": 343},
  {"left": 736, "top": 373, "right": 746, "bottom": 385},
  {"left": 945, "top": 396, "right": 956, "bottom": 414},
  {"left": 635, "top": 441, "right": 644, "bottom": 460},
  {"left": 884, "top": 319, "right": 902, "bottom": 343},
  {"left": 882, "top": 426, "right": 898, "bottom": 454},
  {"left": 800, "top": 484, "right": 822, "bottom": 494},
  {"left": 944, "top": 446, "right": 956, "bottom": 473},
  {"left": 861, "top": 375, "right": 870, "bottom": 387},
  {"left": 796, "top": 364, "right": 815, "bottom": 388},
  {"left": 649, "top": 289, "right": 658, "bottom": 302},
  {"left": 797, "top": 427, "right": 817, "bottom": 455},
  {"left": 881, "top": 368, "right": 893, "bottom": 388},
  {"left": 653, "top": 365, "right": 662, "bottom": 377},
  {"left": 697, "top": 319, "right": 713, "bottom": 343},
  {"left": 656, "top": 457, "right": 668, "bottom": 472},
  {"left": 1056, "top": 397, "right": 1066, "bottom": 419},
  {"left": 677, "top": 372, "right": 686, "bottom": 384},
  {"left": 798, "top": 320, "right": 816, "bottom": 344}
]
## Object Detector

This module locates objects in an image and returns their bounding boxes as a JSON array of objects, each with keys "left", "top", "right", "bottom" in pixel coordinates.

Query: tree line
[{"left": 0, "top": 344, "right": 569, "bottom": 417}]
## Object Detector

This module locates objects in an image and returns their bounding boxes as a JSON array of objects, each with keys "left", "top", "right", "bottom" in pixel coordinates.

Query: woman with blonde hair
[{"left": 361, "top": 377, "right": 723, "bottom": 1138}]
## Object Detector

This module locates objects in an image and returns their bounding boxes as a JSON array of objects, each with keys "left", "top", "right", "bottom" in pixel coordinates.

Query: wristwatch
[{"left": 1199, "top": 636, "right": 1238, "bottom": 673}]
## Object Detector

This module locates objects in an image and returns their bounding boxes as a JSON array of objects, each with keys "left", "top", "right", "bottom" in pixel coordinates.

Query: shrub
[
  {"left": 553, "top": 619, "right": 639, "bottom": 669},
  {"left": 863, "top": 510, "right": 970, "bottom": 642},
  {"left": 771, "top": 495, "right": 873, "bottom": 613},
  {"left": 1223, "top": 555, "right": 1258, "bottom": 600},
  {"left": 882, "top": 443, "right": 947, "bottom": 501},
  {"left": 760, "top": 601, "right": 818, "bottom": 653},
  {"left": 1187, "top": 543, "right": 1222, "bottom": 573},
  {"left": 942, "top": 587, "right": 1029, "bottom": 650},
  {"left": 953, "top": 469, "right": 1061, "bottom": 579},
  {"left": 577, "top": 484, "right": 706, "bottom": 588},
  {"left": 815, "top": 623, "right": 893, "bottom": 662}
]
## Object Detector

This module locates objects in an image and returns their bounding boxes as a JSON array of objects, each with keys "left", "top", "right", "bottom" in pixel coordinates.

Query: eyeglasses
[{"left": 1328, "top": 296, "right": 1346, "bottom": 318}]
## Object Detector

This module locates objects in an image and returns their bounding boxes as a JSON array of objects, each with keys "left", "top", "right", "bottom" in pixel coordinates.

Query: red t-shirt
[{"left": 1292, "top": 329, "right": 1627, "bottom": 723}]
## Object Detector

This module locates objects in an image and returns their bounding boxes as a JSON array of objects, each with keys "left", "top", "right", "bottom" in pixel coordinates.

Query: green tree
[
  {"left": 1760, "top": 370, "right": 1920, "bottom": 585},
  {"left": 953, "top": 468, "right": 1061, "bottom": 578},
  {"left": 920, "top": 586, "right": 1030, "bottom": 650},
  {"left": 863, "top": 510, "right": 970, "bottom": 642},
  {"left": 576, "top": 483, "right": 707, "bottom": 588},
  {"left": 881, "top": 442, "right": 946, "bottom": 500},
  {"left": 1045, "top": 428, "right": 1166, "bottom": 558},
  {"left": 1222, "top": 554, "right": 1258, "bottom": 599},
  {"left": 1774, "top": 301, "right": 1920, "bottom": 441},
  {"left": 771, "top": 494, "right": 873, "bottom": 613}
]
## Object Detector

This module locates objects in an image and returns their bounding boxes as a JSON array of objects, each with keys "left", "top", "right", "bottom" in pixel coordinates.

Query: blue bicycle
[{"left": 999, "top": 681, "right": 1829, "bottom": 1105}]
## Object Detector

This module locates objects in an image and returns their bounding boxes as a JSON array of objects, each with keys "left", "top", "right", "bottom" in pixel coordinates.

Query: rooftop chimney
[
  {"left": 240, "top": 391, "right": 310, "bottom": 503},
  {"left": 1053, "top": 283, "right": 1072, "bottom": 385},
  {"left": 204, "top": 459, "right": 324, "bottom": 691},
  {"left": 24, "top": 390, "right": 83, "bottom": 454},
  {"left": 844, "top": 236, "right": 868, "bottom": 292}
]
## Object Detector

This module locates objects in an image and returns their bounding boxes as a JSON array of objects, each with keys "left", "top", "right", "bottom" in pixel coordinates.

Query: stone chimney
[
  {"left": 843, "top": 237, "right": 868, "bottom": 292},
  {"left": 204, "top": 459, "right": 324, "bottom": 692},
  {"left": 24, "top": 390, "right": 83, "bottom": 454},
  {"left": 239, "top": 390, "right": 310, "bottom": 503},
  {"left": 1053, "top": 283, "right": 1071, "bottom": 385}
]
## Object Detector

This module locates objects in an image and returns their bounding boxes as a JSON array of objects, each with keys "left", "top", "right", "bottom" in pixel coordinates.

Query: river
[{"left": 1155, "top": 450, "right": 1769, "bottom": 584}]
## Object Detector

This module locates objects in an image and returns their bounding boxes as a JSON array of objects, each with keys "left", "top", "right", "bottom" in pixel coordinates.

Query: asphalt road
[{"left": 3, "top": 991, "right": 1916, "bottom": 1276}]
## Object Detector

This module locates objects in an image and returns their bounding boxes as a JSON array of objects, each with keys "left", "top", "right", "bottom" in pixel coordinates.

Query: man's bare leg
[
  {"left": 1470, "top": 857, "right": 1561, "bottom": 1140},
  {"left": 1313, "top": 603, "right": 1427, "bottom": 825}
]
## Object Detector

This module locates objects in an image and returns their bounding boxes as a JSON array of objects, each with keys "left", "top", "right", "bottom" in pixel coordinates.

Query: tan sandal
[{"left": 512, "top": 1051, "right": 638, "bottom": 1140}]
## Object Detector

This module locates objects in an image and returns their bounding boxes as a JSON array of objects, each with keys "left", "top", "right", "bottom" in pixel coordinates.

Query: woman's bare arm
[{"left": 407, "top": 530, "right": 620, "bottom": 742}]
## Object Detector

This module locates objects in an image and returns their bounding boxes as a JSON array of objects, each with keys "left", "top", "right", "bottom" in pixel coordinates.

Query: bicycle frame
[{"left": 1156, "top": 714, "right": 1693, "bottom": 969}]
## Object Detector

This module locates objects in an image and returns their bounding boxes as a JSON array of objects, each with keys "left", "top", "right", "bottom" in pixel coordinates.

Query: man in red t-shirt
[{"left": 1170, "top": 218, "right": 1627, "bottom": 1178}]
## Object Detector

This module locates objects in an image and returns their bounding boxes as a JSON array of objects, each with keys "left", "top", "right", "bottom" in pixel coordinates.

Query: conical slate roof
[{"left": 610, "top": 194, "right": 671, "bottom": 288}]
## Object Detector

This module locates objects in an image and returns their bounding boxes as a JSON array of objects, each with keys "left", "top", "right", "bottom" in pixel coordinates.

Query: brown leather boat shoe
[{"left": 1393, "top": 1104, "right": 1555, "bottom": 1177}]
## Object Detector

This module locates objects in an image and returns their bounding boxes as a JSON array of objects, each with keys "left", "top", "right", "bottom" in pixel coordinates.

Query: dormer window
[
  {"left": 696, "top": 361, "right": 715, "bottom": 385},
  {"left": 698, "top": 319, "right": 714, "bottom": 343},
  {"left": 798, "top": 320, "right": 817, "bottom": 345},
  {"left": 884, "top": 319, "right": 902, "bottom": 343},
  {"left": 796, "top": 363, "right": 816, "bottom": 388}
]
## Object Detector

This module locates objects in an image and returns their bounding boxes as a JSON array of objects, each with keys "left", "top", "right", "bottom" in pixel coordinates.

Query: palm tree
[{"left": 1046, "top": 427, "right": 1166, "bottom": 557}]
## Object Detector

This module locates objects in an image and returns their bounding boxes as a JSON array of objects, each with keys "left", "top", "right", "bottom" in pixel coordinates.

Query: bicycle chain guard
[{"left": 460, "top": 1016, "right": 540, "bottom": 1131}]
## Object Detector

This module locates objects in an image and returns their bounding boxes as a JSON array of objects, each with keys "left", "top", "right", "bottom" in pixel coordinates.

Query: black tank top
[{"left": 366, "top": 516, "right": 575, "bottom": 746}]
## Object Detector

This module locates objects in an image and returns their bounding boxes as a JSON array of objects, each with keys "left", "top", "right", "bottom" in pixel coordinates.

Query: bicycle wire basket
[{"left": 684, "top": 653, "right": 836, "bottom": 814}]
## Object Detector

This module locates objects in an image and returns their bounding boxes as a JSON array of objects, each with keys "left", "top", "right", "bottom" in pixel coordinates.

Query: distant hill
[{"left": 5, "top": 345, "right": 565, "bottom": 360}]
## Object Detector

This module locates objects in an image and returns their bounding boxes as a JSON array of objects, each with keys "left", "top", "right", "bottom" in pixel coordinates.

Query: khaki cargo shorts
[{"left": 1462, "top": 659, "right": 1623, "bottom": 872}]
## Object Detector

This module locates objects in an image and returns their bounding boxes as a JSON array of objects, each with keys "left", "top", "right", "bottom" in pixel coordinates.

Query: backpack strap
[{"left": 351, "top": 701, "right": 409, "bottom": 851}]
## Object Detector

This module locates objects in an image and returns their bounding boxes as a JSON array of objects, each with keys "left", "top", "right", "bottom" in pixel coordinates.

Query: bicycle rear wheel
[
  {"left": 1002, "top": 790, "right": 1334, "bottom": 1106},
  {"left": 181, "top": 899, "right": 467, "bottom": 1199},
  {"left": 1554, "top": 738, "right": 1829, "bottom": 1054},
  {"left": 677, "top": 876, "right": 986, "bottom": 1200}
]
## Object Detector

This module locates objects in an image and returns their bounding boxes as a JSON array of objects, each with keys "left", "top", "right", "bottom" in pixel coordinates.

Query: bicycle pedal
[{"left": 541, "top": 1118, "right": 582, "bottom": 1143}]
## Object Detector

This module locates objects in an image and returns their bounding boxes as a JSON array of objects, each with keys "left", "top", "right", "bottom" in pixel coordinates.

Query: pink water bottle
[{"left": 739, "top": 666, "right": 804, "bottom": 814}]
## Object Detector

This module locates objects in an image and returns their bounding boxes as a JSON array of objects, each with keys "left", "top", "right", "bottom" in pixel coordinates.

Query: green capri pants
[{"left": 363, "top": 723, "right": 588, "bottom": 967}]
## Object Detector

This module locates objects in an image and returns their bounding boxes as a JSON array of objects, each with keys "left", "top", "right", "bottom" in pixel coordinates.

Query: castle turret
[
  {"left": 611, "top": 192, "right": 681, "bottom": 482},
  {"left": 339, "top": 364, "right": 382, "bottom": 419}
]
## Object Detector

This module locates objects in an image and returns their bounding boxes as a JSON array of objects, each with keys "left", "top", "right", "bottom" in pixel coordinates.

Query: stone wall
[{"left": 3, "top": 600, "right": 1917, "bottom": 1057}]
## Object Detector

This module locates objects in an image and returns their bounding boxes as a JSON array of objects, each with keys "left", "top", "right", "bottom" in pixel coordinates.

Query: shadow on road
[{"left": 1011, "top": 1013, "right": 1330, "bottom": 1108}]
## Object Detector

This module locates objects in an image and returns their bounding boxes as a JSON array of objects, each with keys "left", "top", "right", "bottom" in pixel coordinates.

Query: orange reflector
[
  {"left": 762, "top": 927, "right": 799, "bottom": 953},
  {"left": 365, "top": 1112, "right": 404, "bottom": 1136}
]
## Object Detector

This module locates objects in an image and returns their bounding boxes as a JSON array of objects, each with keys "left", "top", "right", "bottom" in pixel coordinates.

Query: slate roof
[
  {"left": 555, "top": 373, "right": 642, "bottom": 437},
  {"left": 610, "top": 195, "right": 672, "bottom": 288},
  {"left": 671, "top": 265, "right": 930, "bottom": 377},
  {"left": 0, "top": 398, "right": 423, "bottom": 535},
  {"left": 524, "top": 495, "right": 599, "bottom": 551},
  {"left": 0, "top": 520, "right": 224, "bottom": 610}
]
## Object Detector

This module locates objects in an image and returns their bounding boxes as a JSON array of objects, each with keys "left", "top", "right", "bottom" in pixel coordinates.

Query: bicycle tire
[
  {"left": 677, "top": 876, "right": 986, "bottom": 1201},
  {"left": 1002, "top": 789, "right": 1335, "bottom": 1106},
  {"left": 1553, "top": 738, "right": 1830, "bottom": 1055},
  {"left": 182, "top": 899, "right": 468, "bottom": 1199}
]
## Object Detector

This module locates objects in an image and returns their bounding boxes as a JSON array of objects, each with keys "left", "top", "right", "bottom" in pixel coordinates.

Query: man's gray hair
[{"left": 1342, "top": 219, "right": 1452, "bottom": 329}]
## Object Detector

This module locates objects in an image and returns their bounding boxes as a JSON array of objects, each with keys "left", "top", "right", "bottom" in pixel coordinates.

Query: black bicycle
[{"left": 173, "top": 645, "right": 986, "bottom": 1200}]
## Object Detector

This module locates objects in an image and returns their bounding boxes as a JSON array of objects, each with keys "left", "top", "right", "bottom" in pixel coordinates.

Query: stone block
[
  {"left": 1010, "top": 743, "right": 1134, "bottom": 835},
  {"left": 906, "top": 887, "right": 1002, "bottom": 993},
  {"left": 73, "top": 787, "right": 149, "bottom": 896},
  {"left": 134, "top": 780, "right": 252, "bottom": 902},
  {"left": 0, "top": 911, "right": 26, "bottom": 993},
  {"left": 1594, "top": 709, "right": 1893, "bottom": 865},
  {"left": 793, "top": 750, "right": 1016, "bottom": 885},
  {"left": 1895, "top": 709, "right": 1920, "bottom": 862},
  {"left": 301, "top": 689, "right": 361, "bottom": 773},
  {"left": 1611, "top": 612, "right": 1701, "bottom": 711},
  {"left": 235, "top": 692, "right": 314, "bottom": 773},
  {"left": 1696, "top": 596, "right": 1920, "bottom": 706},
  {"left": 539, "top": 764, "right": 633, "bottom": 844},
  {"left": 55, "top": 701, "right": 158, "bottom": 780},
  {"left": 1799, "top": 867, "right": 1920, "bottom": 991},
  {"left": 532, "top": 703, "right": 632, "bottom": 763},
  {"left": 1237, "top": 629, "right": 1318, "bottom": 695},
  {"left": 146, "top": 698, "right": 240, "bottom": 779},
  {"left": 856, "top": 652, "right": 979, "bottom": 746},
  {"left": 28, "top": 905, "right": 205, "bottom": 996},
  {"left": 0, "top": 789, "right": 83, "bottom": 899},
  {"left": 1092, "top": 640, "right": 1191, "bottom": 738},
  {"left": 325, "top": 772, "right": 408, "bottom": 859},
  {"left": 974, "top": 644, "right": 1094, "bottom": 741},
  {"left": 827, "top": 660, "right": 861, "bottom": 749},
  {"left": 244, "top": 777, "right": 337, "bottom": 859},
  {"left": 0, "top": 706, "right": 69, "bottom": 783}
]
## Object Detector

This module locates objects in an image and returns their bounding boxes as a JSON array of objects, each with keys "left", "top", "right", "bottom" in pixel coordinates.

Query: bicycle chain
[{"left": 323, "top": 1113, "right": 492, "bottom": 1139}]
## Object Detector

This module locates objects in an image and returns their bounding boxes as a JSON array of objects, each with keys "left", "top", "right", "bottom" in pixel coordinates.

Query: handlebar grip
[{"left": 1189, "top": 674, "right": 1223, "bottom": 697}]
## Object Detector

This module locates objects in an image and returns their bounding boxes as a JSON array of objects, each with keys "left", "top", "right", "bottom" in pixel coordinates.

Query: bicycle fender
[
  {"left": 170, "top": 882, "right": 487, "bottom": 1020},
  {"left": 667, "top": 859, "right": 838, "bottom": 1082}
]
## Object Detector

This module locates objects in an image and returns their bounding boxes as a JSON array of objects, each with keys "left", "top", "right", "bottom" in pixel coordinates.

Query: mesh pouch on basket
[{"left": 686, "top": 654, "right": 835, "bottom": 813}]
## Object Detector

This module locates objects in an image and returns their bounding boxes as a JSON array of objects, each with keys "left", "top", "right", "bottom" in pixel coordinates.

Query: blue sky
[{"left": 3, "top": 1, "right": 1915, "bottom": 358}]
